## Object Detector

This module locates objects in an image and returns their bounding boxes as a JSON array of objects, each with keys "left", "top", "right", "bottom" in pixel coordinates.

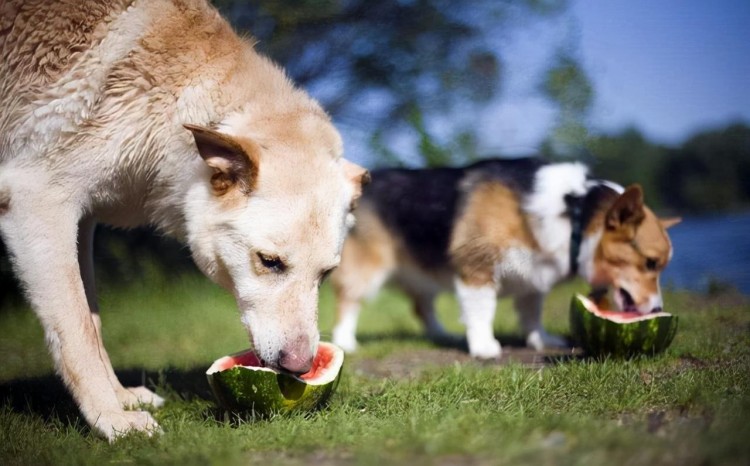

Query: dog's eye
[
  {"left": 645, "top": 257, "right": 658, "bottom": 271},
  {"left": 257, "top": 253, "right": 286, "bottom": 273}
]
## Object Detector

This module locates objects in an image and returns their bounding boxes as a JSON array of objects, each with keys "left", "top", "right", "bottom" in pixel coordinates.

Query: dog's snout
[
  {"left": 277, "top": 348, "right": 313, "bottom": 375},
  {"left": 276, "top": 333, "right": 314, "bottom": 375},
  {"left": 651, "top": 306, "right": 663, "bottom": 314}
]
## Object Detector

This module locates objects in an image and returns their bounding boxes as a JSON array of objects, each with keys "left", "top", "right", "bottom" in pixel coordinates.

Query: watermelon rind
[
  {"left": 206, "top": 342, "right": 344, "bottom": 415},
  {"left": 570, "top": 294, "right": 678, "bottom": 358}
]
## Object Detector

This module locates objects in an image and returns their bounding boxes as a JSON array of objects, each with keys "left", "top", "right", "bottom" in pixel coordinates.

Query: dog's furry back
[{"left": 0, "top": 0, "right": 323, "bottom": 233}]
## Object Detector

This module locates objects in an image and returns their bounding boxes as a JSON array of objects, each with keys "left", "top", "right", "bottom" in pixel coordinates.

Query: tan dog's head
[
  {"left": 183, "top": 111, "right": 368, "bottom": 374},
  {"left": 589, "top": 185, "right": 680, "bottom": 314}
]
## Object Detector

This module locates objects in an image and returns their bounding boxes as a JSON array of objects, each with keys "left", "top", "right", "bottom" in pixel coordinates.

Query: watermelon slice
[
  {"left": 206, "top": 342, "right": 344, "bottom": 415},
  {"left": 570, "top": 294, "right": 678, "bottom": 358}
]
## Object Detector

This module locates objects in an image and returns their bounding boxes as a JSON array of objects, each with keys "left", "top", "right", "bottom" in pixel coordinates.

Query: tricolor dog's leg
[
  {"left": 78, "top": 218, "right": 165, "bottom": 410},
  {"left": 454, "top": 278, "right": 501, "bottom": 359},
  {"left": 331, "top": 244, "right": 392, "bottom": 353},
  {"left": 0, "top": 181, "right": 159, "bottom": 441},
  {"left": 332, "top": 295, "right": 363, "bottom": 353},
  {"left": 410, "top": 291, "right": 448, "bottom": 342},
  {"left": 514, "top": 292, "right": 567, "bottom": 351}
]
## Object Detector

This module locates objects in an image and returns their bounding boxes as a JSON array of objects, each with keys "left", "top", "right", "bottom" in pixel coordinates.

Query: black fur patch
[
  {"left": 581, "top": 182, "right": 621, "bottom": 230},
  {"left": 364, "top": 157, "right": 547, "bottom": 269}
]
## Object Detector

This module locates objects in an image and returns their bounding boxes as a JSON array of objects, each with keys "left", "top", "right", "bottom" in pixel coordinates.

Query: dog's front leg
[
  {"left": 514, "top": 292, "right": 568, "bottom": 350},
  {"left": 454, "top": 278, "right": 501, "bottom": 359},
  {"left": 78, "top": 219, "right": 165, "bottom": 410},
  {"left": 0, "top": 195, "right": 159, "bottom": 441}
]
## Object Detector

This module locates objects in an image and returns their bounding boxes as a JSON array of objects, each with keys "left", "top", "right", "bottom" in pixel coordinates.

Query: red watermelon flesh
[
  {"left": 300, "top": 347, "right": 334, "bottom": 381},
  {"left": 206, "top": 342, "right": 344, "bottom": 414},
  {"left": 212, "top": 342, "right": 338, "bottom": 381}
]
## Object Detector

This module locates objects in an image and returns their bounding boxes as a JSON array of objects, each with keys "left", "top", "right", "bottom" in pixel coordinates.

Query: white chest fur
[{"left": 494, "top": 245, "right": 568, "bottom": 295}]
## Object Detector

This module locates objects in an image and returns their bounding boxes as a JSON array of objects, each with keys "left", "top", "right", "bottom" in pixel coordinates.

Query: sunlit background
[
  {"left": 219, "top": 0, "right": 750, "bottom": 294},
  {"left": 1, "top": 0, "right": 748, "bottom": 300}
]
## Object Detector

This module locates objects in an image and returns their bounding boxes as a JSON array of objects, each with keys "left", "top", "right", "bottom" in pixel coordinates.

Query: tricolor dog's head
[
  {"left": 183, "top": 110, "right": 368, "bottom": 375},
  {"left": 586, "top": 185, "right": 680, "bottom": 314}
]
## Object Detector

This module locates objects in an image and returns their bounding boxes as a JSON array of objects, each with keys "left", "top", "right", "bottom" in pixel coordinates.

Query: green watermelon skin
[
  {"left": 570, "top": 294, "right": 678, "bottom": 358},
  {"left": 206, "top": 342, "right": 343, "bottom": 416},
  {"left": 207, "top": 366, "right": 341, "bottom": 415}
]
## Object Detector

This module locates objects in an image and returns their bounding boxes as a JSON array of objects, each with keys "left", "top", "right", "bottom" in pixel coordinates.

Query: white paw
[
  {"left": 95, "top": 409, "right": 161, "bottom": 442},
  {"left": 332, "top": 328, "right": 358, "bottom": 353},
  {"left": 118, "top": 386, "right": 165, "bottom": 410},
  {"left": 468, "top": 333, "right": 502, "bottom": 360},
  {"left": 526, "top": 330, "right": 568, "bottom": 351}
]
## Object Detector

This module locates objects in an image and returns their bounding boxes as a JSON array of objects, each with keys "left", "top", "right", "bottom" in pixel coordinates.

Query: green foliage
[
  {"left": 541, "top": 54, "right": 593, "bottom": 115},
  {"left": 658, "top": 123, "right": 750, "bottom": 213},
  {"left": 212, "top": 0, "right": 567, "bottom": 166},
  {"left": 555, "top": 123, "right": 750, "bottom": 214},
  {"left": 540, "top": 53, "right": 594, "bottom": 156},
  {"left": 583, "top": 127, "right": 668, "bottom": 209}
]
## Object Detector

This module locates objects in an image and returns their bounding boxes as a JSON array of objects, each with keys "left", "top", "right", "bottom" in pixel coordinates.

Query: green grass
[{"left": 1, "top": 274, "right": 748, "bottom": 465}]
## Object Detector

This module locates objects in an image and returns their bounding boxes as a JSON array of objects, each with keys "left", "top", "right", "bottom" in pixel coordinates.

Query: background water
[{"left": 661, "top": 211, "right": 750, "bottom": 295}]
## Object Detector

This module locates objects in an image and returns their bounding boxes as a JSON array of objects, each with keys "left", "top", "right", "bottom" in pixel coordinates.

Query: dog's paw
[
  {"left": 95, "top": 409, "right": 161, "bottom": 442},
  {"left": 118, "top": 386, "right": 165, "bottom": 410},
  {"left": 526, "top": 330, "right": 568, "bottom": 351},
  {"left": 467, "top": 334, "right": 502, "bottom": 360}
]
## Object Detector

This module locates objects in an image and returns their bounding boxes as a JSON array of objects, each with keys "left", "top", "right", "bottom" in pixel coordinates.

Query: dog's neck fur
[
  {"left": 575, "top": 182, "right": 624, "bottom": 282},
  {"left": 521, "top": 163, "right": 626, "bottom": 290}
]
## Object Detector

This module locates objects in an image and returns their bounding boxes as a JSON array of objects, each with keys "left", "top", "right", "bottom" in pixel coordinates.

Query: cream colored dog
[{"left": 0, "top": 0, "right": 367, "bottom": 441}]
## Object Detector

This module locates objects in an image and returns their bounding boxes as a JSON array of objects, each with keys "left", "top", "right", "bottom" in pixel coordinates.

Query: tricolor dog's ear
[
  {"left": 342, "top": 159, "right": 370, "bottom": 209},
  {"left": 184, "top": 124, "right": 259, "bottom": 196},
  {"left": 606, "top": 184, "right": 646, "bottom": 238},
  {"left": 660, "top": 217, "right": 681, "bottom": 229}
]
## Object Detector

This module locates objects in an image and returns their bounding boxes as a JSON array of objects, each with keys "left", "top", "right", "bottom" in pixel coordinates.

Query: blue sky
[
  {"left": 475, "top": 0, "right": 750, "bottom": 155},
  {"left": 575, "top": 0, "right": 750, "bottom": 142}
]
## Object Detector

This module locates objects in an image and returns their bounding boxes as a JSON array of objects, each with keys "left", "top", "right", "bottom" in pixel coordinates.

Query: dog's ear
[
  {"left": 184, "top": 124, "right": 259, "bottom": 195},
  {"left": 660, "top": 217, "right": 681, "bottom": 229},
  {"left": 605, "top": 184, "right": 646, "bottom": 238},
  {"left": 342, "top": 159, "right": 370, "bottom": 209}
]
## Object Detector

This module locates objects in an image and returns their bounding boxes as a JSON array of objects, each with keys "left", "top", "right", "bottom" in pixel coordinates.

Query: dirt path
[{"left": 350, "top": 346, "right": 582, "bottom": 380}]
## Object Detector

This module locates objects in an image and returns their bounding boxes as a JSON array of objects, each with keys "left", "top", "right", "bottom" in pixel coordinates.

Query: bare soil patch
[{"left": 351, "top": 345, "right": 582, "bottom": 380}]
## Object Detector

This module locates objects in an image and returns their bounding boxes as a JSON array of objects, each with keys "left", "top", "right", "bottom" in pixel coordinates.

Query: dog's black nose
[
  {"left": 277, "top": 349, "right": 313, "bottom": 376},
  {"left": 651, "top": 306, "right": 663, "bottom": 314}
]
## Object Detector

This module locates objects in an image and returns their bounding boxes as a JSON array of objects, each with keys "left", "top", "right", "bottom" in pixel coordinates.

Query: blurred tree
[
  {"left": 582, "top": 127, "right": 668, "bottom": 209},
  {"left": 539, "top": 52, "right": 594, "bottom": 157},
  {"left": 658, "top": 123, "right": 750, "bottom": 213},
  {"left": 212, "top": 0, "right": 569, "bottom": 166}
]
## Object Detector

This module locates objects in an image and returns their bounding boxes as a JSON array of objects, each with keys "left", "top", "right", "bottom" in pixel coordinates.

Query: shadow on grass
[
  {"left": 356, "top": 329, "right": 581, "bottom": 367},
  {"left": 0, "top": 365, "right": 219, "bottom": 429},
  {"left": 0, "top": 333, "right": 584, "bottom": 433},
  {"left": 357, "top": 329, "right": 533, "bottom": 349}
]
